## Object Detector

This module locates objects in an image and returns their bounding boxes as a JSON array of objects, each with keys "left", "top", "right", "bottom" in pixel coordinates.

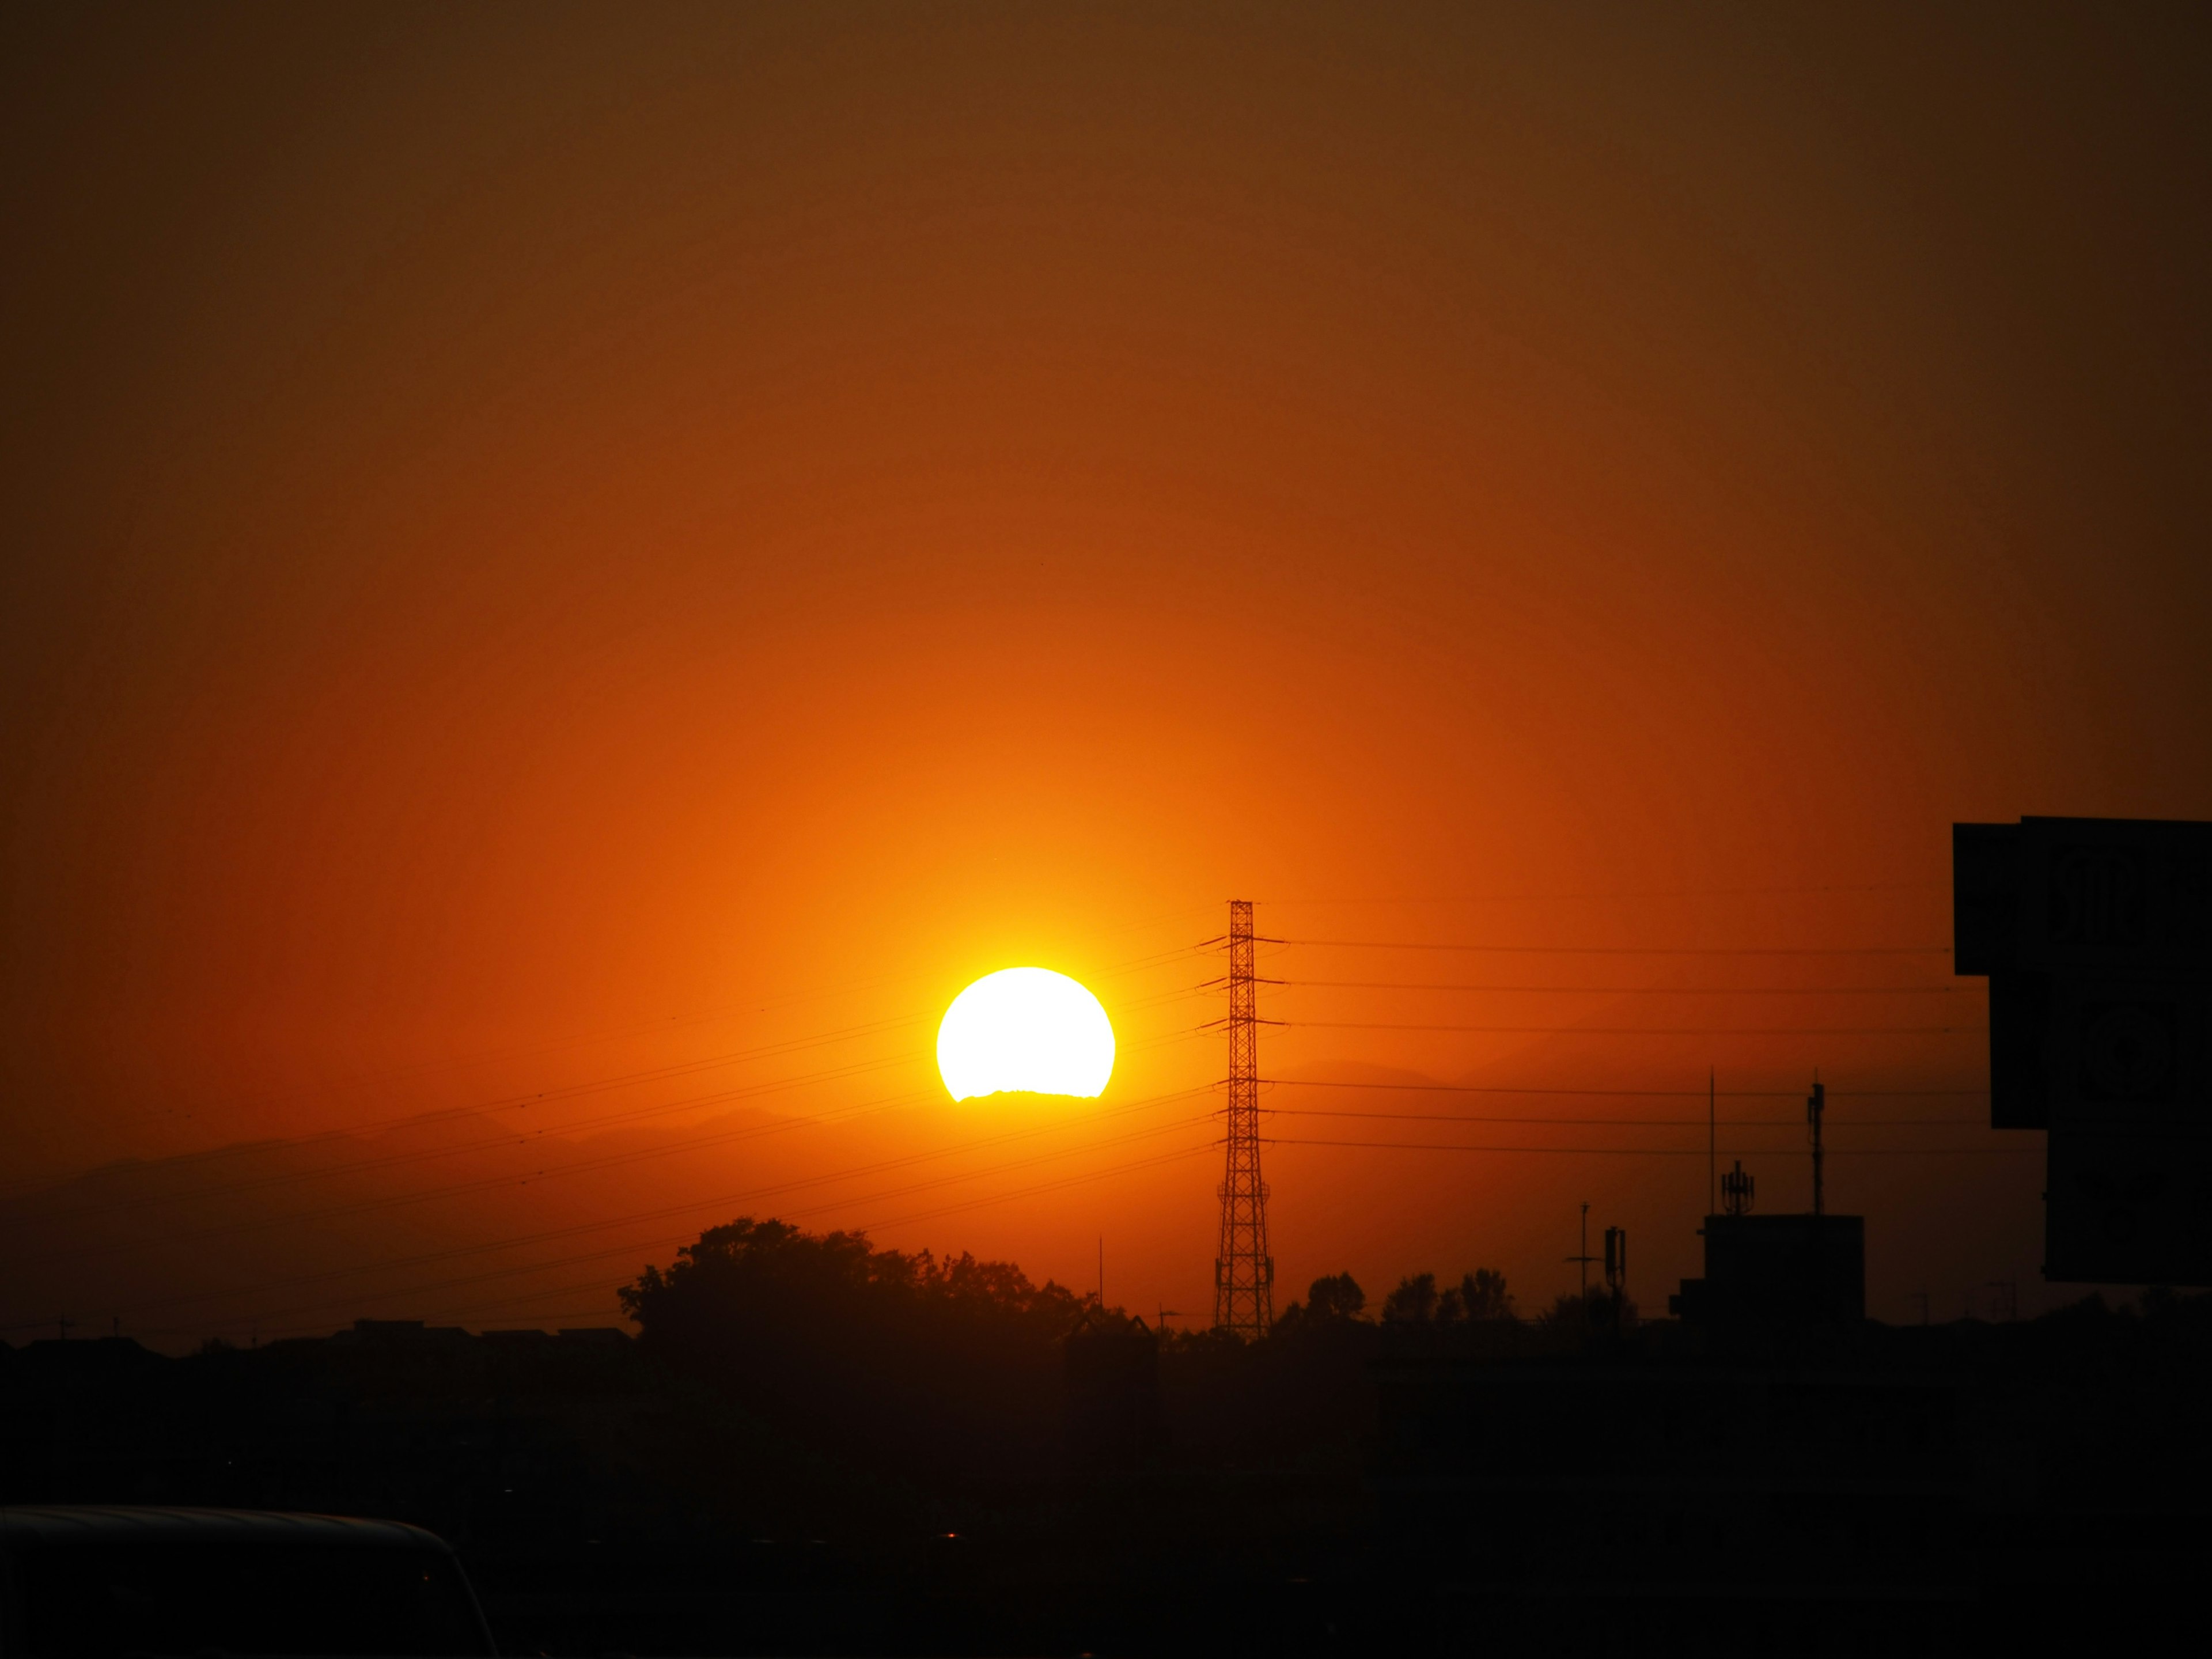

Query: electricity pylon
[{"left": 1214, "top": 899, "right": 1274, "bottom": 1338}]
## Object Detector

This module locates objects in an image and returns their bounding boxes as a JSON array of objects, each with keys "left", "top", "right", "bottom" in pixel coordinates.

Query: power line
[
  {"left": 1268, "top": 1108, "right": 1993, "bottom": 1127},
  {"left": 419, "top": 1141, "right": 1229, "bottom": 1334},
  {"left": 10, "top": 935, "right": 1215, "bottom": 1210},
  {"left": 1259, "top": 1078, "right": 1985, "bottom": 1096},
  {"left": 1282, "top": 980, "right": 1978, "bottom": 995},
  {"left": 65, "top": 1084, "right": 1222, "bottom": 1332},
  {"left": 0, "top": 1012, "right": 931, "bottom": 1208},
  {"left": 859, "top": 1142, "right": 1215, "bottom": 1235},
  {"left": 1284, "top": 1022, "right": 1980, "bottom": 1035},
  {"left": 1285, "top": 940, "right": 1952, "bottom": 956},
  {"left": 114, "top": 1098, "right": 1224, "bottom": 1338},
  {"left": 9, "top": 995, "right": 1213, "bottom": 1248},
  {"left": 245, "top": 1131, "right": 1223, "bottom": 1339},
  {"left": 1263, "top": 882, "right": 1948, "bottom": 904},
  {"left": 10, "top": 1050, "right": 927, "bottom": 1237},
  {"left": 9, "top": 1024, "right": 1210, "bottom": 1274},
  {"left": 11, "top": 1056, "right": 942, "bottom": 1260},
  {"left": 1265, "top": 1138, "right": 2038, "bottom": 1157}
]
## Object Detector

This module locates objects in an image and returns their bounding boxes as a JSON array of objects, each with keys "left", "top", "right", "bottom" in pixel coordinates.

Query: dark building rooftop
[{"left": 1672, "top": 1213, "right": 1866, "bottom": 1326}]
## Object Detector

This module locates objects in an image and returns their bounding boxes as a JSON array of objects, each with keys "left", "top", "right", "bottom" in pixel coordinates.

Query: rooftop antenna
[
  {"left": 1807, "top": 1074, "right": 1826, "bottom": 1217},
  {"left": 1567, "top": 1202, "right": 1597, "bottom": 1302},
  {"left": 1722, "top": 1161, "right": 1754, "bottom": 1217}
]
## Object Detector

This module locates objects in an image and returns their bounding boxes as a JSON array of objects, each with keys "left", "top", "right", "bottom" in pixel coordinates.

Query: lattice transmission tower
[{"left": 1213, "top": 899, "right": 1274, "bottom": 1338}]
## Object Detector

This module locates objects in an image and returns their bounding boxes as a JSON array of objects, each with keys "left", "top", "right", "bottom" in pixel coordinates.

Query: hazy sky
[{"left": 5, "top": 5, "right": 2210, "bottom": 1338}]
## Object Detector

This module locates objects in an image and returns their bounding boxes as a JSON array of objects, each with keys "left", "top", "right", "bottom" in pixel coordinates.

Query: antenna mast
[
  {"left": 1707, "top": 1066, "right": 1717, "bottom": 1217},
  {"left": 1808, "top": 1076, "right": 1826, "bottom": 1217},
  {"left": 1213, "top": 900, "right": 1274, "bottom": 1338},
  {"left": 1566, "top": 1201, "right": 1597, "bottom": 1302},
  {"left": 1722, "top": 1160, "right": 1754, "bottom": 1216}
]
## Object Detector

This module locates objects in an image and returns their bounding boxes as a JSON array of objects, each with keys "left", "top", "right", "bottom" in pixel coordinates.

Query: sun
[{"left": 937, "top": 967, "right": 1116, "bottom": 1101}]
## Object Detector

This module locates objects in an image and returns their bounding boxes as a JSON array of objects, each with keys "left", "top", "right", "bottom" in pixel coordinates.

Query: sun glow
[{"left": 936, "top": 967, "right": 1115, "bottom": 1101}]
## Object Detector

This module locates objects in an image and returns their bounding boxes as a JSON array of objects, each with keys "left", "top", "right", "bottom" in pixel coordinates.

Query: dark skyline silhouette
[
  {"left": 7, "top": 5, "right": 2211, "bottom": 1336},
  {"left": 6, "top": 5, "right": 2212, "bottom": 1652},
  {"left": 6, "top": 1215, "right": 2210, "bottom": 1652}
]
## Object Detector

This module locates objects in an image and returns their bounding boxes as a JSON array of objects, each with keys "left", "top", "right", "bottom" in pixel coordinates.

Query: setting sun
[{"left": 936, "top": 967, "right": 1115, "bottom": 1101}]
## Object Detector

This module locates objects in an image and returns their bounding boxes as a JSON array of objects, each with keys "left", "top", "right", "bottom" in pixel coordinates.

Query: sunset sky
[{"left": 5, "top": 5, "right": 2210, "bottom": 1346}]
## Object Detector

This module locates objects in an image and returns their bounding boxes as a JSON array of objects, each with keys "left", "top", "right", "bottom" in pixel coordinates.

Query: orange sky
[{"left": 5, "top": 5, "right": 2211, "bottom": 1345}]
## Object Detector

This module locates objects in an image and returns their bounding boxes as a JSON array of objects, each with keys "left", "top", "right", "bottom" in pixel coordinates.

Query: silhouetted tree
[
  {"left": 1380, "top": 1268, "right": 1513, "bottom": 1325},
  {"left": 1459, "top": 1268, "right": 1515, "bottom": 1321},
  {"left": 1305, "top": 1272, "right": 1366, "bottom": 1320},
  {"left": 1381, "top": 1272, "right": 1439, "bottom": 1324},
  {"left": 1537, "top": 1290, "right": 1594, "bottom": 1332},
  {"left": 1536, "top": 1286, "right": 1637, "bottom": 1333},
  {"left": 619, "top": 1217, "right": 1088, "bottom": 1487}
]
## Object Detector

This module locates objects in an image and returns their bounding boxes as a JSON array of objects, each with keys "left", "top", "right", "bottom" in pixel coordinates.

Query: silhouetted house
[
  {"left": 1062, "top": 1312, "right": 1167, "bottom": 1471},
  {"left": 327, "top": 1317, "right": 482, "bottom": 1381},
  {"left": 479, "top": 1328, "right": 634, "bottom": 1397},
  {"left": 1374, "top": 1342, "right": 1968, "bottom": 1645},
  {"left": 1671, "top": 1214, "right": 1866, "bottom": 1325},
  {"left": 0, "top": 1338, "right": 181, "bottom": 1502}
]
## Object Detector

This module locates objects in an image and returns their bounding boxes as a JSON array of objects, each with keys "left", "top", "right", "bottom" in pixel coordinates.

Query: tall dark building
[{"left": 1671, "top": 1214, "right": 1866, "bottom": 1326}]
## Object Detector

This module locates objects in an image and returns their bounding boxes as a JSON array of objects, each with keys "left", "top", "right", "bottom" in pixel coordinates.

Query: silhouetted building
[
  {"left": 1671, "top": 1213, "right": 1866, "bottom": 1325},
  {"left": 1062, "top": 1312, "right": 1167, "bottom": 1470},
  {"left": 1374, "top": 1343, "right": 1968, "bottom": 1646},
  {"left": 1955, "top": 815, "right": 2212, "bottom": 1285}
]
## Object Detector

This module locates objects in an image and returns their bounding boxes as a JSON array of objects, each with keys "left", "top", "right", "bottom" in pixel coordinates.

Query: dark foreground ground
[{"left": 3, "top": 1294, "right": 2208, "bottom": 1655}]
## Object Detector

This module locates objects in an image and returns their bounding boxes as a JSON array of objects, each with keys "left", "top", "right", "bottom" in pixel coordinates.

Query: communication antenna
[
  {"left": 1722, "top": 1161, "right": 1754, "bottom": 1217},
  {"left": 1566, "top": 1201, "right": 1597, "bottom": 1302},
  {"left": 1807, "top": 1075, "right": 1826, "bottom": 1217},
  {"left": 1707, "top": 1066, "right": 1717, "bottom": 1217},
  {"left": 1213, "top": 900, "right": 1274, "bottom": 1338},
  {"left": 1806, "top": 1073, "right": 1830, "bottom": 1317}
]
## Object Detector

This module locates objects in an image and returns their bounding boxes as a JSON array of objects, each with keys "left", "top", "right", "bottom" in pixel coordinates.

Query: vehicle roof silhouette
[{"left": 0, "top": 1506, "right": 449, "bottom": 1549}]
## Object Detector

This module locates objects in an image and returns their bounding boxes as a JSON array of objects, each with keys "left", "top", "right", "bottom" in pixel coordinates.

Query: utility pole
[
  {"left": 1566, "top": 1202, "right": 1597, "bottom": 1303},
  {"left": 1604, "top": 1226, "right": 1627, "bottom": 1322},
  {"left": 1910, "top": 1290, "right": 1931, "bottom": 1326},
  {"left": 1807, "top": 1076, "right": 1826, "bottom": 1217},
  {"left": 1707, "top": 1067, "right": 1717, "bottom": 1217},
  {"left": 1213, "top": 900, "right": 1274, "bottom": 1338}
]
